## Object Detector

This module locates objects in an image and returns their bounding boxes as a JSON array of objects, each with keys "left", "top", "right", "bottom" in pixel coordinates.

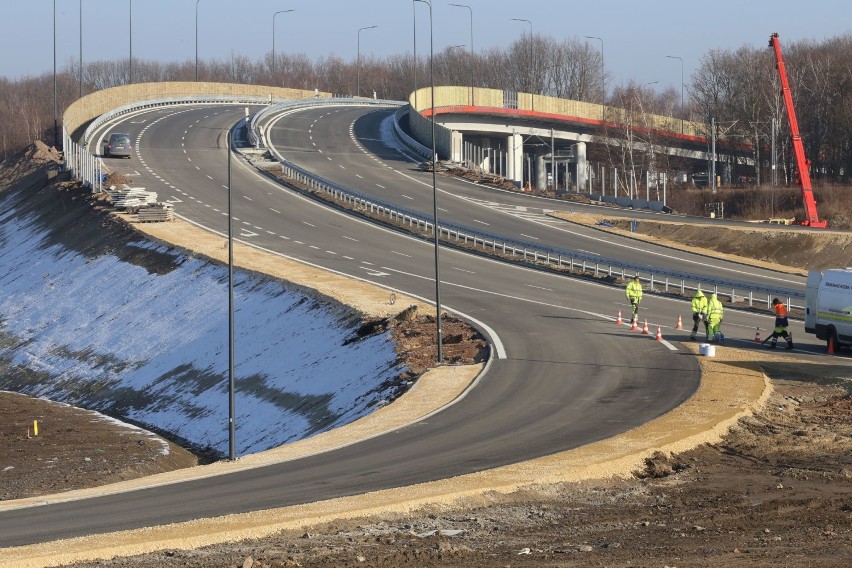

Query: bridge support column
[
  {"left": 507, "top": 132, "right": 523, "bottom": 187},
  {"left": 451, "top": 130, "right": 464, "bottom": 163},
  {"left": 575, "top": 142, "right": 587, "bottom": 191},
  {"left": 535, "top": 152, "right": 548, "bottom": 191}
]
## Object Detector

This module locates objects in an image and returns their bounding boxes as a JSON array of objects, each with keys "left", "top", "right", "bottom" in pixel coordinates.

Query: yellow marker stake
[{"left": 33, "top": 420, "right": 38, "bottom": 436}]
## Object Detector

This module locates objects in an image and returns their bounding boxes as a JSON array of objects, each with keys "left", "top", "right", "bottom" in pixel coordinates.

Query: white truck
[{"left": 805, "top": 268, "right": 852, "bottom": 351}]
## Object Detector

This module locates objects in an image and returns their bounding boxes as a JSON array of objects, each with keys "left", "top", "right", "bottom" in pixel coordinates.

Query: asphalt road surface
[{"left": 0, "top": 102, "right": 825, "bottom": 547}]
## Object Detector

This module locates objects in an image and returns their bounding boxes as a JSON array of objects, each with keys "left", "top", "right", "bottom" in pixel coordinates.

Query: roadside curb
[{"left": 4, "top": 344, "right": 771, "bottom": 567}]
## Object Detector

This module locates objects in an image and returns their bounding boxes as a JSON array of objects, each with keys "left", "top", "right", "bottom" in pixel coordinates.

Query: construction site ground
[{"left": 2, "top": 146, "right": 852, "bottom": 567}]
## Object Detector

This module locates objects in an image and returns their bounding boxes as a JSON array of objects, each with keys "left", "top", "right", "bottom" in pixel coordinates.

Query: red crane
[{"left": 769, "top": 33, "right": 827, "bottom": 228}]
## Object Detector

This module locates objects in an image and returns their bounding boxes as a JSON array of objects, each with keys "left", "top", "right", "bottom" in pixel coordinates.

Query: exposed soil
[
  {"left": 3, "top": 145, "right": 852, "bottom": 567},
  {"left": 61, "top": 365, "right": 852, "bottom": 567}
]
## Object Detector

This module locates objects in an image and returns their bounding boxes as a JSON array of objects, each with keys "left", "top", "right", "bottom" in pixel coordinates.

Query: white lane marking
[
  {"left": 520, "top": 234, "right": 539, "bottom": 240},
  {"left": 381, "top": 265, "right": 680, "bottom": 357},
  {"left": 452, "top": 267, "right": 476, "bottom": 274},
  {"left": 391, "top": 251, "right": 412, "bottom": 258},
  {"left": 361, "top": 266, "right": 390, "bottom": 277},
  {"left": 206, "top": 175, "right": 213, "bottom": 180},
  {"left": 243, "top": 196, "right": 253, "bottom": 201},
  {"left": 280, "top": 235, "right": 290, "bottom": 240},
  {"left": 222, "top": 185, "right": 228, "bottom": 189},
  {"left": 355, "top": 174, "right": 363, "bottom": 178},
  {"left": 376, "top": 184, "right": 385, "bottom": 189},
  {"left": 526, "top": 284, "right": 554, "bottom": 292},
  {"left": 303, "top": 221, "right": 316, "bottom": 227},
  {"left": 240, "top": 230, "right": 258, "bottom": 237},
  {"left": 269, "top": 208, "right": 281, "bottom": 214},
  {"left": 339, "top": 164, "right": 346, "bottom": 169},
  {"left": 309, "top": 245, "right": 320, "bottom": 250},
  {"left": 195, "top": 166, "right": 201, "bottom": 170},
  {"left": 342, "top": 255, "right": 354, "bottom": 260},
  {"left": 473, "top": 219, "right": 490, "bottom": 226},
  {"left": 401, "top": 194, "right": 413, "bottom": 200},
  {"left": 362, "top": 261, "right": 375, "bottom": 266},
  {"left": 293, "top": 240, "right": 304, "bottom": 245},
  {"left": 342, "top": 235, "right": 359, "bottom": 242},
  {"left": 325, "top": 251, "right": 338, "bottom": 255}
]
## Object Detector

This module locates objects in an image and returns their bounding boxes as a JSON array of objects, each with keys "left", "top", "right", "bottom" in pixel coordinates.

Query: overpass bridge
[{"left": 406, "top": 86, "right": 746, "bottom": 195}]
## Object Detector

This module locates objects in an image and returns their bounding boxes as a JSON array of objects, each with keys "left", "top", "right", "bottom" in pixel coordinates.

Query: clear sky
[{"left": 3, "top": 0, "right": 850, "bottom": 94}]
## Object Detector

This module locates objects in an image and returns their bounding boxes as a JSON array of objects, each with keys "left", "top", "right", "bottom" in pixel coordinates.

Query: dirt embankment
[{"left": 552, "top": 211, "right": 852, "bottom": 273}]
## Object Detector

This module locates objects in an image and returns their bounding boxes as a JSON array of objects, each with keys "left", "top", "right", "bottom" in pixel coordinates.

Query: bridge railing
[{"left": 254, "top": 100, "right": 803, "bottom": 309}]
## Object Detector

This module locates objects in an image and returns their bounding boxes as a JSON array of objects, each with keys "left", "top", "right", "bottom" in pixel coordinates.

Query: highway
[
  {"left": 264, "top": 105, "right": 806, "bottom": 291},
  {"left": 0, "top": 102, "right": 827, "bottom": 547}
]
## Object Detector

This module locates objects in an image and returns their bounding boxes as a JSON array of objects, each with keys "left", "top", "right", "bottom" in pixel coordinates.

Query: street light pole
[
  {"left": 356, "top": 25, "right": 378, "bottom": 98},
  {"left": 195, "top": 0, "right": 201, "bottom": 81},
  {"left": 128, "top": 0, "right": 132, "bottom": 84},
  {"left": 511, "top": 18, "right": 532, "bottom": 94},
  {"left": 272, "top": 9, "right": 295, "bottom": 84},
  {"left": 412, "top": 2, "right": 417, "bottom": 109},
  {"left": 413, "top": 0, "right": 443, "bottom": 364},
  {"left": 666, "top": 55, "right": 684, "bottom": 133},
  {"left": 79, "top": 0, "right": 83, "bottom": 98},
  {"left": 642, "top": 81, "right": 659, "bottom": 201},
  {"left": 226, "top": 122, "right": 235, "bottom": 462},
  {"left": 449, "top": 3, "right": 473, "bottom": 105},
  {"left": 584, "top": 36, "right": 604, "bottom": 109},
  {"left": 53, "top": 0, "right": 58, "bottom": 148}
]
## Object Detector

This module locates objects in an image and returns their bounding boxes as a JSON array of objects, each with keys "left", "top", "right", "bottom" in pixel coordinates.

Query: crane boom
[{"left": 768, "top": 33, "right": 827, "bottom": 228}]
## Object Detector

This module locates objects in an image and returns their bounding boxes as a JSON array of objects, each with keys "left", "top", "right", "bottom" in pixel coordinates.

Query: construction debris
[{"left": 136, "top": 202, "right": 175, "bottom": 222}]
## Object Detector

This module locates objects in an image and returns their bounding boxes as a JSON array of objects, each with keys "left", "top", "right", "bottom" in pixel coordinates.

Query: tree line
[{"left": 2, "top": 32, "right": 849, "bottom": 188}]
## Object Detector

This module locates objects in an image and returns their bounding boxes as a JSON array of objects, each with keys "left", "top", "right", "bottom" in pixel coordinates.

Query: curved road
[
  {"left": 265, "top": 105, "right": 807, "bottom": 291},
  {"left": 0, "top": 102, "right": 823, "bottom": 548}
]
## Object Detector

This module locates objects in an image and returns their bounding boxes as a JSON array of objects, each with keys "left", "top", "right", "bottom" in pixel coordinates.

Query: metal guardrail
[
  {"left": 253, "top": 113, "right": 804, "bottom": 309},
  {"left": 83, "top": 95, "right": 281, "bottom": 145},
  {"left": 71, "top": 96, "right": 805, "bottom": 310}
]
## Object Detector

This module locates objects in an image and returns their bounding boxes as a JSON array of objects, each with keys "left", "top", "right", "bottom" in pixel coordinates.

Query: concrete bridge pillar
[
  {"left": 535, "top": 152, "right": 548, "bottom": 190},
  {"left": 451, "top": 131, "right": 464, "bottom": 163},
  {"left": 574, "top": 141, "right": 587, "bottom": 191},
  {"left": 507, "top": 132, "right": 524, "bottom": 187}
]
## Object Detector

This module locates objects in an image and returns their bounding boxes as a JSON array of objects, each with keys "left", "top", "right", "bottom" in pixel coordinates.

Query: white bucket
[{"left": 699, "top": 343, "right": 716, "bottom": 357}]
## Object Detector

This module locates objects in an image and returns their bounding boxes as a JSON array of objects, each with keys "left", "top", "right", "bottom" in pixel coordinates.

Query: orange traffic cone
[
  {"left": 641, "top": 319, "right": 651, "bottom": 334},
  {"left": 655, "top": 325, "right": 663, "bottom": 341},
  {"left": 630, "top": 317, "right": 639, "bottom": 331},
  {"left": 675, "top": 315, "right": 683, "bottom": 330},
  {"left": 828, "top": 337, "right": 835, "bottom": 354},
  {"left": 754, "top": 328, "right": 761, "bottom": 343},
  {"left": 615, "top": 310, "right": 623, "bottom": 325}
]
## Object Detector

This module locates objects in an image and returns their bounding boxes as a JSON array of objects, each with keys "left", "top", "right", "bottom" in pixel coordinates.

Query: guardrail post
[
  {"left": 650, "top": 274, "right": 655, "bottom": 291},
  {"left": 681, "top": 280, "right": 685, "bottom": 294},
  {"left": 595, "top": 262, "right": 599, "bottom": 276},
  {"left": 748, "top": 291, "right": 753, "bottom": 307},
  {"left": 664, "top": 276, "right": 669, "bottom": 292},
  {"left": 731, "top": 289, "right": 736, "bottom": 303}
]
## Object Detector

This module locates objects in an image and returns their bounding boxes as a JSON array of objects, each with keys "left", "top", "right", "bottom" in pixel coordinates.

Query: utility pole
[{"left": 711, "top": 117, "right": 717, "bottom": 193}]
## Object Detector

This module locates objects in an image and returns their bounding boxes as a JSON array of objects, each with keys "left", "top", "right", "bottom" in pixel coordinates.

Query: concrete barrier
[{"left": 64, "top": 82, "right": 331, "bottom": 138}]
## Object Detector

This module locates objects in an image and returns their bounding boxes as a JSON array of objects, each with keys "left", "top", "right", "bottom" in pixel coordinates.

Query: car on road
[{"left": 103, "top": 132, "right": 132, "bottom": 158}]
